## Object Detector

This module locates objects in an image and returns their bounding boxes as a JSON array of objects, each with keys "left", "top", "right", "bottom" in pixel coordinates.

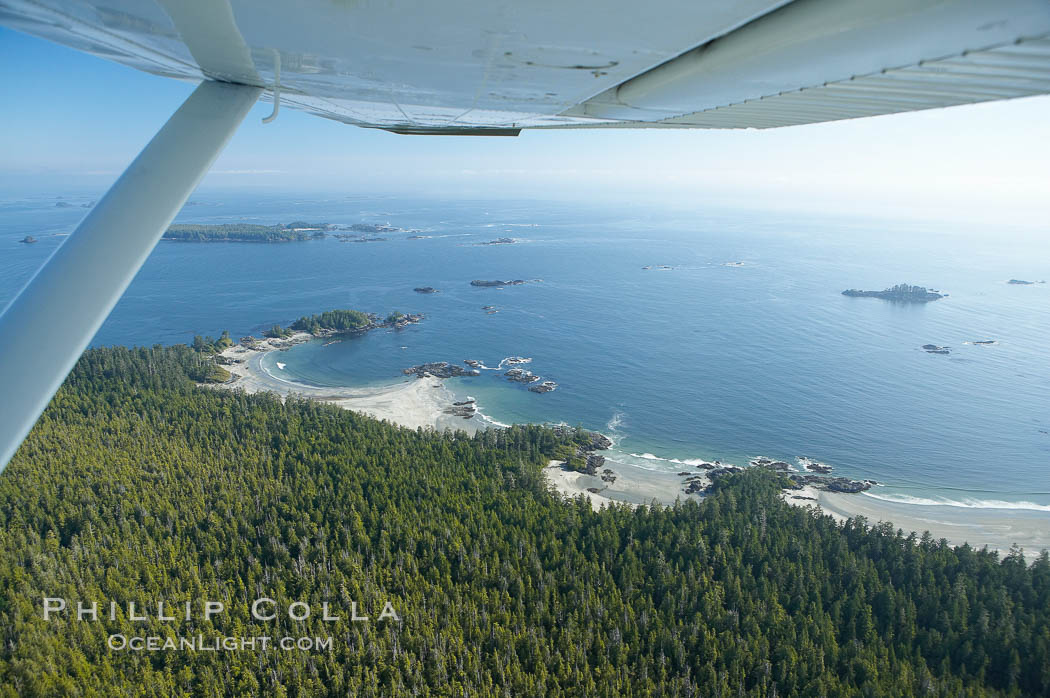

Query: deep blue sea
[{"left": 3, "top": 191, "right": 1048, "bottom": 510}]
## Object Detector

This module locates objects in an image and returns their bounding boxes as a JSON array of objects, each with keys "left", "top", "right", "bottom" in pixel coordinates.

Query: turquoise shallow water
[{"left": 3, "top": 192, "right": 1048, "bottom": 508}]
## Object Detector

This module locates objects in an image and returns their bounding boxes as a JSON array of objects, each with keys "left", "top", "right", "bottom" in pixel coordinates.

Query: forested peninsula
[{"left": 2, "top": 345, "right": 1048, "bottom": 695}]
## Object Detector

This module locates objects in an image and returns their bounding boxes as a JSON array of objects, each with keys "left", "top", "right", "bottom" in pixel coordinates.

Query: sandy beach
[
  {"left": 214, "top": 335, "right": 479, "bottom": 434},
  {"left": 784, "top": 485, "right": 1050, "bottom": 560},
  {"left": 543, "top": 459, "right": 707, "bottom": 511},
  {"left": 545, "top": 455, "right": 1049, "bottom": 559}
]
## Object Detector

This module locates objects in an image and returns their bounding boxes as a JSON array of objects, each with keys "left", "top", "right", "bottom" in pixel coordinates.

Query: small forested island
[
  {"left": 471, "top": 279, "right": 529, "bottom": 287},
  {"left": 842, "top": 283, "right": 944, "bottom": 302},
  {"left": 1008, "top": 279, "right": 1045, "bottom": 285},
  {"left": 163, "top": 222, "right": 331, "bottom": 242},
  {"left": 289, "top": 308, "right": 422, "bottom": 336},
  {"left": 19, "top": 235, "right": 37, "bottom": 244},
  {"left": 349, "top": 223, "right": 400, "bottom": 233}
]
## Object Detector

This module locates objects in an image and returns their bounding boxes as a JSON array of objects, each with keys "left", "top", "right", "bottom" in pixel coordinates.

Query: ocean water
[{"left": 2, "top": 192, "right": 1048, "bottom": 509}]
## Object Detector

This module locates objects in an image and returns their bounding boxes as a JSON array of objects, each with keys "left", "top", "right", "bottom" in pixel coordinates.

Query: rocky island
[
  {"left": 471, "top": 279, "right": 530, "bottom": 287},
  {"left": 403, "top": 362, "right": 481, "bottom": 379},
  {"left": 413, "top": 287, "right": 439, "bottom": 294},
  {"left": 163, "top": 222, "right": 331, "bottom": 242},
  {"left": 922, "top": 344, "right": 951, "bottom": 354},
  {"left": 19, "top": 235, "right": 37, "bottom": 244},
  {"left": 842, "top": 284, "right": 944, "bottom": 302},
  {"left": 477, "top": 237, "right": 516, "bottom": 245},
  {"left": 505, "top": 367, "right": 541, "bottom": 384},
  {"left": 1008, "top": 279, "right": 1045, "bottom": 285},
  {"left": 349, "top": 223, "right": 400, "bottom": 233}
]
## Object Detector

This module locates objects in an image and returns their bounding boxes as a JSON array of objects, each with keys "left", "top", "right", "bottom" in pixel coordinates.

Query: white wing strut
[{"left": 0, "top": 80, "right": 261, "bottom": 472}]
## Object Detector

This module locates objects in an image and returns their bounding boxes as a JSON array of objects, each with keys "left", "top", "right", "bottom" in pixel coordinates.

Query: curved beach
[
  {"left": 788, "top": 485, "right": 1050, "bottom": 558},
  {"left": 216, "top": 336, "right": 479, "bottom": 435}
]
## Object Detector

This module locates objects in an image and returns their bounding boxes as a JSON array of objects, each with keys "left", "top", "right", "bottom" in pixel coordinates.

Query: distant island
[
  {"left": 19, "top": 235, "right": 37, "bottom": 244},
  {"left": 922, "top": 344, "right": 951, "bottom": 355},
  {"left": 163, "top": 222, "right": 331, "bottom": 242},
  {"left": 471, "top": 279, "right": 529, "bottom": 287},
  {"left": 349, "top": 223, "right": 400, "bottom": 233},
  {"left": 1008, "top": 279, "right": 1045, "bottom": 285},
  {"left": 477, "top": 238, "right": 516, "bottom": 245},
  {"left": 842, "top": 283, "right": 944, "bottom": 302},
  {"left": 414, "top": 287, "right": 439, "bottom": 293}
]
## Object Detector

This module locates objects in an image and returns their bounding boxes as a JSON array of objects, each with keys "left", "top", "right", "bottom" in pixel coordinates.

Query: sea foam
[{"left": 864, "top": 492, "right": 1050, "bottom": 512}]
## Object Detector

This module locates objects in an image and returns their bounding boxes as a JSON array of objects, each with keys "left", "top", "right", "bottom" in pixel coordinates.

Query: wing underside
[{"left": 1, "top": 0, "right": 1049, "bottom": 133}]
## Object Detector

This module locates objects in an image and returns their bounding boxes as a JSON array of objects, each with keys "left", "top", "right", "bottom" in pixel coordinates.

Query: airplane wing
[{"left": 2, "top": 0, "right": 1049, "bottom": 134}]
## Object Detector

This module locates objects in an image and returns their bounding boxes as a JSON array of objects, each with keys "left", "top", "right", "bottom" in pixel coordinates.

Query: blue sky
[{"left": 1, "top": 25, "right": 1048, "bottom": 225}]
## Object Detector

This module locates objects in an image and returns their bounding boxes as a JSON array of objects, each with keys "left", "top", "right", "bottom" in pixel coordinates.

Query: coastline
[
  {"left": 214, "top": 336, "right": 1048, "bottom": 560},
  {"left": 546, "top": 454, "right": 1050, "bottom": 560},
  {"left": 214, "top": 335, "right": 479, "bottom": 435},
  {"left": 786, "top": 485, "right": 1050, "bottom": 560},
  {"left": 543, "top": 459, "right": 706, "bottom": 511}
]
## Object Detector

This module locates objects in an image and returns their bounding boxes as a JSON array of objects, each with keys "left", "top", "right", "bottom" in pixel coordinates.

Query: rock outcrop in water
[
  {"left": 750, "top": 457, "right": 793, "bottom": 471},
  {"left": 505, "top": 368, "right": 541, "bottom": 384},
  {"left": 413, "top": 287, "right": 439, "bottom": 293},
  {"left": 842, "top": 284, "right": 943, "bottom": 302},
  {"left": 477, "top": 237, "right": 516, "bottom": 245},
  {"left": 798, "top": 457, "right": 833, "bottom": 473},
  {"left": 443, "top": 399, "right": 477, "bottom": 419},
  {"left": 19, "top": 235, "right": 37, "bottom": 244},
  {"left": 922, "top": 344, "right": 951, "bottom": 354},
  {"left": 528, "top": 381, "right": 557, "bottom": 393},
  {"left": 403, "top": 362, "right": 481, "bottom": 379},
  {"left": 471, "top": 279, "right": 530, "bottom": 287},
  {"left": 1008, "top": 279, "right": 1045, "bottom": 285}
]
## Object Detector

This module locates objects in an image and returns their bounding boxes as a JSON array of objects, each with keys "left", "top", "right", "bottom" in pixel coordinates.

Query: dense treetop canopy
[{"left": 1, "top": 345, "right": 1047, "bottom": 696}]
